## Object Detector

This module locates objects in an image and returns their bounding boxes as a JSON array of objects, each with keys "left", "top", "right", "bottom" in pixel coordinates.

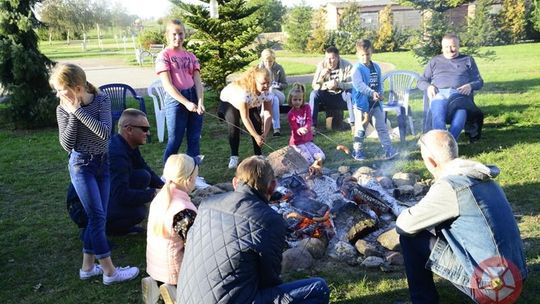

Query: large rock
[
  {"left": 354, "top": 239, "right": 383, "bottom": 257},
  {"left": 377, "top": 227, "right": 401, "bottom": 251},
  {"left": 298, "top": 238, "right": 326, "bottom": 259},
  {"left": 392, "top": 172, "right": 418, "bottom": 187},
  {"left": 282, "top": 247, "right": 314, "bottom": 272},
  {"left": 385, "top": 251, "right": 404, "bottom": 265},
  {"left": 267, "top": 146, "right": 309, "bottom": 178},
  {"left": 192, "top": 185, "right": 226, "bottom": 207},
  {"left": 327, "top": 240, "right": 358, "bottom": 265},
  {"left": 376, "top": 176, "right": 394, "bottom": 189},
  {"left": 361, "top": 256, "right": 385, "bottom": 268}
]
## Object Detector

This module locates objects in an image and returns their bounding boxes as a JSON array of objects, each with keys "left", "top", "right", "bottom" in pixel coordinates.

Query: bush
[
  {"left": 0, "top": 0, "right": 57, "bottom": 129},
  {"left": 138, "top": 30, "right": 165, "bottom": 49}
]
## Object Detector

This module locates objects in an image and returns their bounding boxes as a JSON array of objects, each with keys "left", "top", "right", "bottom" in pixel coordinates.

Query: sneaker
[
  {"left": 384, "top": 147, "right": 399, "bottom": 160},
  {"left": 103, "top": 266, "right": 139, "bottom": 285},
  {"left": 195, "top": 176, "right": 210, "bottom": 189},
  {"left": 141, "top": 276, "right": 160, "bottom": 304},
  {"left": 228, "top": 156, "right": 239, "bottom": 169},
  {"left": 159, "top": 284, "right": 177, "bottom": 304},
  {"left": 273, "top": 129, "right": 281, "bottom": 136},
  {"left": 352, "top": 150, "right": 366, "bottom": 161},
  {"left": 79, "top": 264, "right": 103, "bottom": 280}
]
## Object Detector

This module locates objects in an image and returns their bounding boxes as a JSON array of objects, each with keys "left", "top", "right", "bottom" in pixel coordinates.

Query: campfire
[{"left": 192, "top": 146, "right": 429, "bottom": 272}]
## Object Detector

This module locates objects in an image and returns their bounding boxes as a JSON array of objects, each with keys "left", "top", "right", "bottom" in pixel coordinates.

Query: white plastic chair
[
  {"left": 147, "top": 79, "right": 167, "bottom": 143},
  {"left": 382, "top": 70, "right": 420, "bottom": 142}
]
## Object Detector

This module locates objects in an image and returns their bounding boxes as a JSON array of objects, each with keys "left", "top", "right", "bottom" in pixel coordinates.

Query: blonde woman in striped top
[{"left": 51, "top": 63, "right": 139, "bottom": 285}]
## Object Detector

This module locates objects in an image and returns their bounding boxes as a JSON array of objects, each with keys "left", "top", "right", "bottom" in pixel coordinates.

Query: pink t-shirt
[
  {"left": 155, "top": 48, "right": 200, "bottom": 90},
  {"left": 287, "top": 104, "right": 313, "bottom": 146}
]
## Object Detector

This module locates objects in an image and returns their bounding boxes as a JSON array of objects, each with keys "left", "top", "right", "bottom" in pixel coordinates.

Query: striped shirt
[{"left": 56, "top": 92, "right": 112, "bottom": 154}]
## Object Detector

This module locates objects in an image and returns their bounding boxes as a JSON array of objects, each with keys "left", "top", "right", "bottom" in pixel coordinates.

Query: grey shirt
[{"left": 417, "top": 54, "right": 483, "bottom": 92}]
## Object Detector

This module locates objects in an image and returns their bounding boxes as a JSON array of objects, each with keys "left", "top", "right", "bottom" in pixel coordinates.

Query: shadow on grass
[{"left": 483, "top": 78, "right": 540, "bottom": 92}]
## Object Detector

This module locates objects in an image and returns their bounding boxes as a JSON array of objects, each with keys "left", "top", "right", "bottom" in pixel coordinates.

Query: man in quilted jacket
[{"left": 176, "top": 156, "right": 330, "bottom": 304}]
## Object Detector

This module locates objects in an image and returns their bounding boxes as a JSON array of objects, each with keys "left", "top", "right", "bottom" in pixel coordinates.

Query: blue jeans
[
  {"left": 163, "top": 87, "right": 203, "bottom": 163},
  {"left": 430, "top": 88, "right": 467, "bottom": 140},
  {"left": 352, "top": 106, "right": 393, "bottom": 152},
  {"left": 400, "top": 231, "right": 439, "bottom": 304},
  {"left": 255, "top": 277, "right": 330, "bottom": 304},
  {"left": 68, "top": 151, "right": 111, "bottom": 259}
]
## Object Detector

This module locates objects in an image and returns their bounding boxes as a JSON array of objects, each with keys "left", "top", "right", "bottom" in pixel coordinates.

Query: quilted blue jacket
[{"left": 176, "top": 182, "right": 287, "bottom": 304}]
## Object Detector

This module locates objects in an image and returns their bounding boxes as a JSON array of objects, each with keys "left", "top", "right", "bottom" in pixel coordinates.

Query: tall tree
[
  {"left": 532, "top": 0, "right": 540, "bottom": 32},
  {"left": 306, "top": 7, "right": 330, "bottom": 53},
  {"left": 0, "top": 0, "right": 57, "bottom": 128},
  {"left": 399, "top": 0, "right": 492, "bottom": 63},
  {"left": 374, "top": 4, "right": 396, "bottom": 52},
  {"left": 171, "top": 0, "right": 266, "bottom": 92},
  {"left": 333, "top": 2, "right": 364, "bottom": 54},
  {"left": 462, "top": 0, "right": 500, "bottom": 46},
  {"left": 283, "top": 4, "right": 313, "bottom": 52},
  {"left": 247, "top": 0, "right": 286, "bottom": 32},
  {"left": 499, "top": 0, "right": 526, "bottom": 43}
]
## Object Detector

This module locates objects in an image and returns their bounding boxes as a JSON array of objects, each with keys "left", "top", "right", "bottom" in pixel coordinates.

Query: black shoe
[{"left": 273, "top": 131, "right": 281, "bottom": 137}]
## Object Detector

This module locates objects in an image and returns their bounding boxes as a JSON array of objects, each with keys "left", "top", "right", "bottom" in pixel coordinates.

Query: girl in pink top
[
  {"left": 143, "top": 154, "right": 198, "bottom": 303},
  {"left": 287, "top": 83, "right": 325, "bottom": 163},
  {"left": 156, "top": 19, "right": 204, "bottom": 164}
]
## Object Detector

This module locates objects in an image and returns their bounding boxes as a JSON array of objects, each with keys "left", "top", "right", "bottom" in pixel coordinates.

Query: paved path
[{"left": 62, "top": 57, "right": 394, "bottom": 97}]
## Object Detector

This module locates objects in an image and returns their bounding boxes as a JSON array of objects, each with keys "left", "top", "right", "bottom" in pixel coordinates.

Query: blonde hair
[
  {"left": 165, "top": 19, "right": 186, "bottom": 46},
  {"left": 260, "top": 48, "right": 276, "bottom": 61},
  {"left": 287, "top": 82, "right": 306, "bottom": 107},
  {"left": 50, "top": 63, "right": 97, "bottom": 94},
  {"left": 233, "top": 66, "right": 271, "bottom": 95},
  {"left": 419, "top": 130, "right": 458, "bottom": 163},
  {"left": 151, "top": 154, "right": 196, "bottom": 236},
  {"left": 235, "top": 156, "right": 274, "bottom": 195}
]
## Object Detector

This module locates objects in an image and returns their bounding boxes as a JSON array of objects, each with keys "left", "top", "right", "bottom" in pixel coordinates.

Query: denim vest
[{"left": 426, "top": 172, "right": 528, "bottom": 287}]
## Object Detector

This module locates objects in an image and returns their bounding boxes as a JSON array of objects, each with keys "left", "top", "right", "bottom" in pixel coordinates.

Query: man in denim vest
[{"left": 396, "top": 130, "right": 527, "bottom": 303}]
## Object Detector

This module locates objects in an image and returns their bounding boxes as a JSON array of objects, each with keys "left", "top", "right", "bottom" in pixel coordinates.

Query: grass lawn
[{"left": 1, "top": 43, "right": 539, "bottom": 303}]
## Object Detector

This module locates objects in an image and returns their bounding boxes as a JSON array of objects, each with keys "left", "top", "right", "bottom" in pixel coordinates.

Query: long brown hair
[
  {"left": 233, "top": 66, "right": 270, "bottom": 95},
  {"left": 50, "top": 63, "right": 97, "bottom": 94}
]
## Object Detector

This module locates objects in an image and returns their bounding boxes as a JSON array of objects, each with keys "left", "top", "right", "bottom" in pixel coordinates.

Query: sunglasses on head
[{"left": 127, "top": 125, "right": 150, "bottom": 133}]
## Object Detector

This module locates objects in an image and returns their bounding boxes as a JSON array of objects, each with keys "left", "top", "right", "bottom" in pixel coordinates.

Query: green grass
[{"left": 1, "top": 43, "right": 539, "bottom": 303}]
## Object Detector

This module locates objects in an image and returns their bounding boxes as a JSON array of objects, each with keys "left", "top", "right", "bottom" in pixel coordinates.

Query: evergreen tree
[
  {"left": 462, "top": 0, "right": 500, "bottom": 46},
  {"left": 399, "top": 0, "right": 493, "bottom": 64},
  {"left": 374, "top": 4, "right": 396, "bottom": 52},
  {"left": 283, "top": 5, "right": 313, "bottom": 52},
  {"left": 171, "top": 0, "right": 266, "bottom": 92},
  {"left": 532, "top": 0, "right": 540, "bottom": 32},
  {"left": 0, "top": 0, "right": 57, "bottom": 129},
  {"left": 247, "top": 0, "right": 285, "bottom": 32},
  {"left": 333, "top": 2, "right": 364, "bottom": 54},
  {"left": 306, "top": 8, "right": 330, "bottom": 53},
  {"left": 499, "top": 0, "right": 526, "bottom": 43}
]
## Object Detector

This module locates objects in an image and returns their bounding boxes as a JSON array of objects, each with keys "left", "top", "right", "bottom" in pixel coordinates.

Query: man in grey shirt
[{"left": 418, "top": 33, "right": 483, "bottom": 140}]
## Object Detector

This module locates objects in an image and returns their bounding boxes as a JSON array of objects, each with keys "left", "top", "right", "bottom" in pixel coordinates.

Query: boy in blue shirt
[{"left": 351, "top": 39, "right": 398, "bottom": 160}]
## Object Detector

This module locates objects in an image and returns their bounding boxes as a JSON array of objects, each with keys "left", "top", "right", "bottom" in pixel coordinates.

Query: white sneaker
[
  {"left": 103, "top": 266, "right": 139, "bottom": 285},
  {"left": 141, "top": 276, "right": 160, "bottom": 304},
  {"left": 159, "top": 284, "right": 177, "bottom": 304},
  {"left": 228, "top": 156, "right": 239, "bottom": 169},
  {"left": 79, "top": 264, "right": 103, "bottom": 280},
  {"left": 195, "top": 176, "right": 210, "bottom": 189}
]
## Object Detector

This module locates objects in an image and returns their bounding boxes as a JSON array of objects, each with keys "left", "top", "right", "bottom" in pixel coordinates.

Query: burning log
[{"left": 339, "top": 176, "right": 391, "bottom": 215}]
